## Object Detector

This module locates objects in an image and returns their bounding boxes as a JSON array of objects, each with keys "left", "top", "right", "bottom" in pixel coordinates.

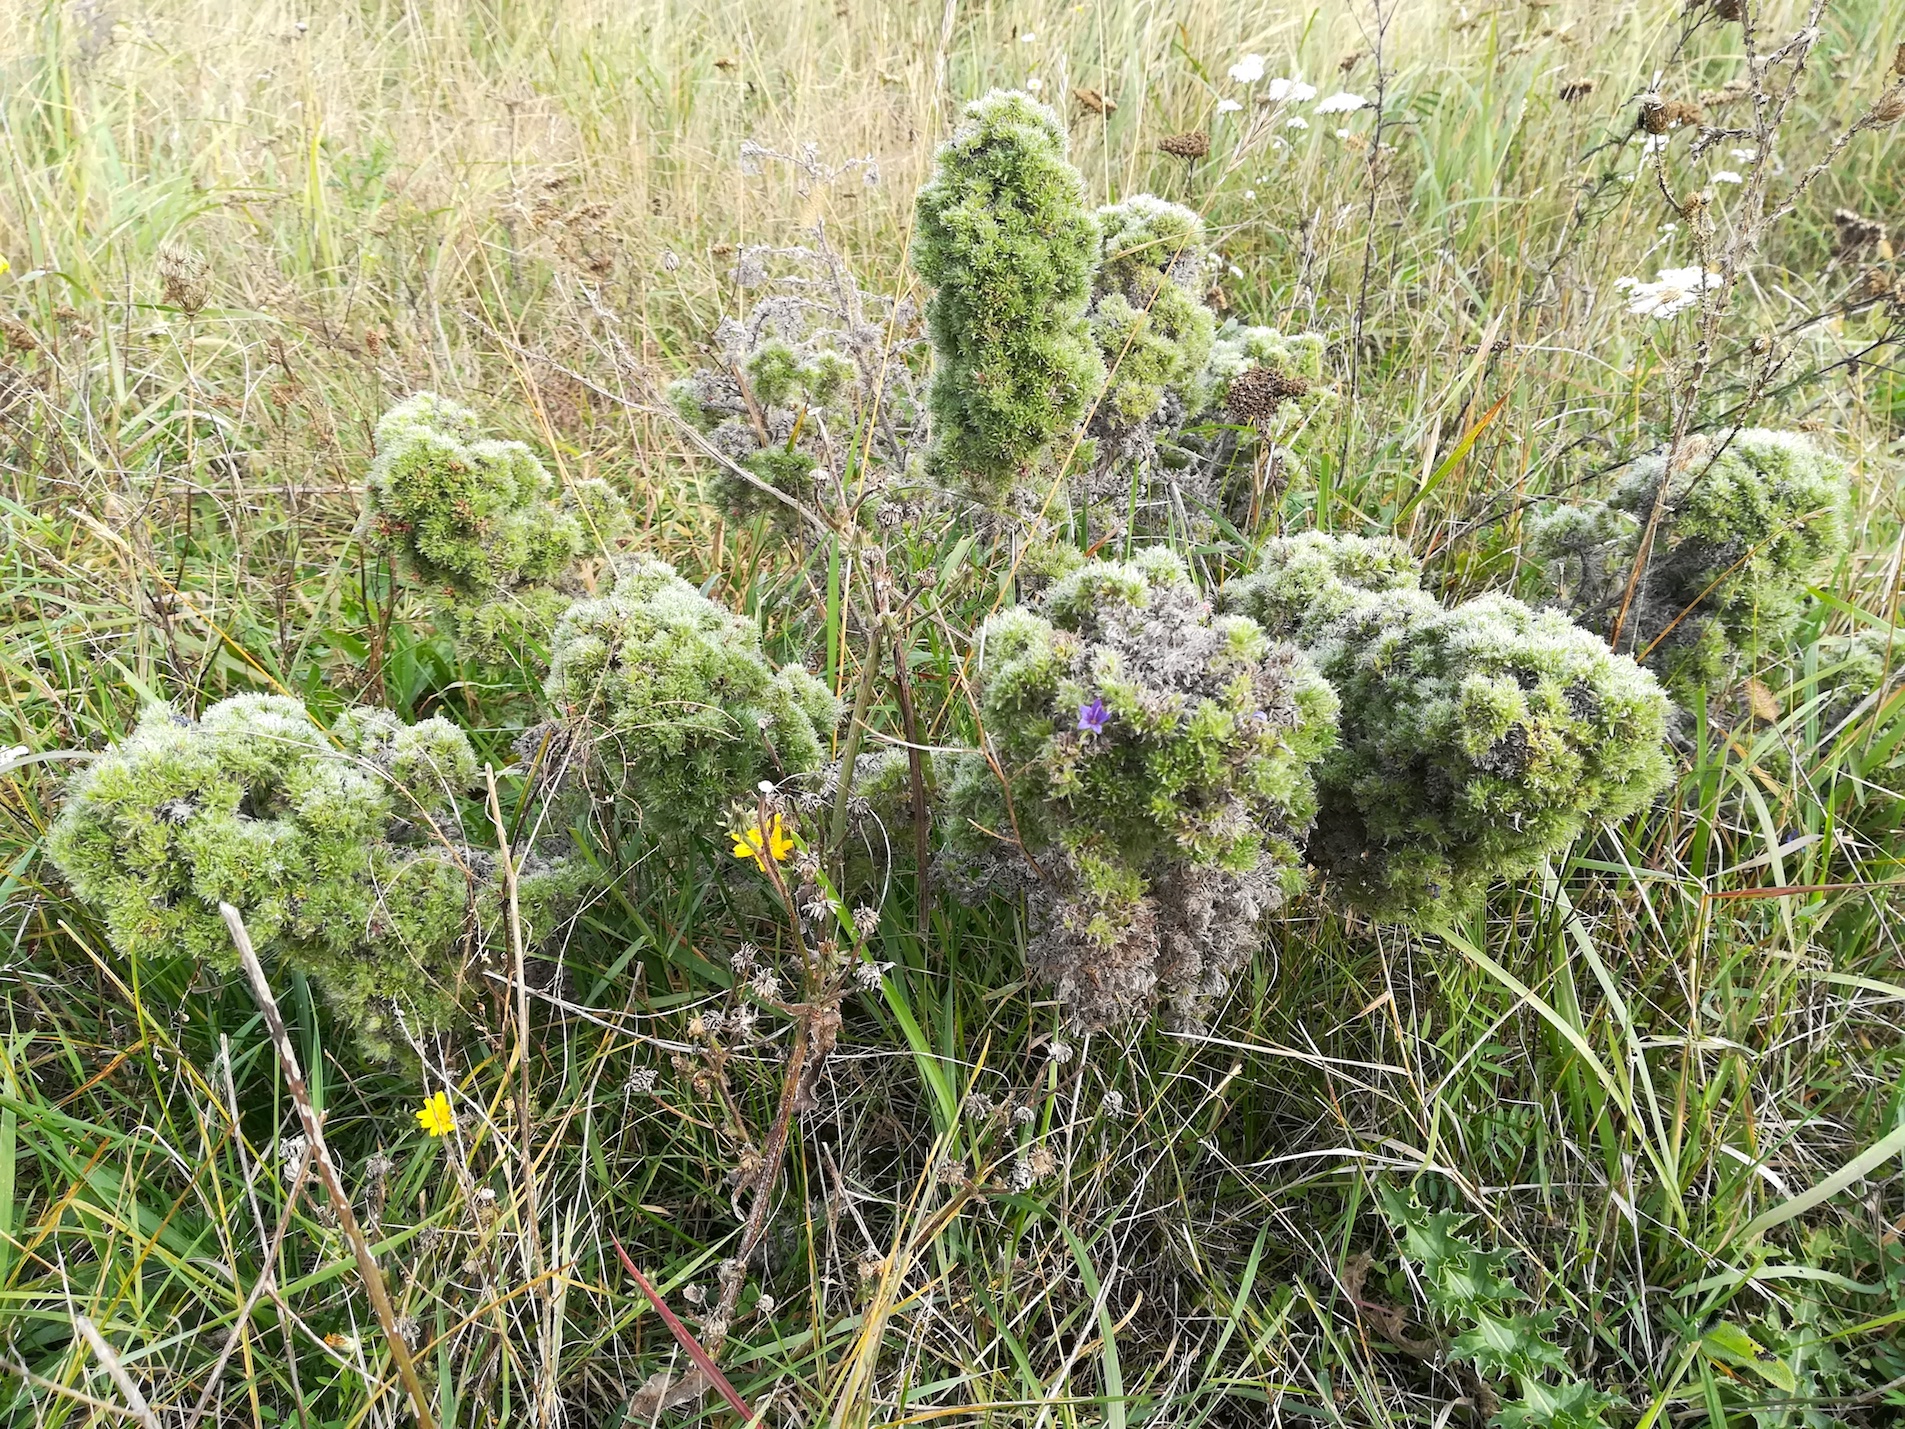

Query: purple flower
[{"left": 1076, "top": 697, "right": 1111, "bottom": 734}]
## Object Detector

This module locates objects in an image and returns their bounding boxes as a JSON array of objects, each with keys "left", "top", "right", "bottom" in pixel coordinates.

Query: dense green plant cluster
[
  {"left": 668, "top": 305, "right": 857, "bottom": 527},
  {"left": 666, "top": 240, "right": 926, "bottom": 530},
  {"left": 1378, "top": 1186, "right": 1617, "bottom": 1428},
  {"left": 911, "top": 90, "right": 1105, "bottom": 503},
  {"left": 1531, "top": 429, "right": 1851, "bottom": 692},
  {"left": 1223, "top": 533, "right": 1672, "bottom": 925},
  {"left": 366, "top": 392, "right": 623, "bottom": 656},
  {"left": 541, "top": 556, "right": 841, "bottom": 839},
  {"left": 946, "top": 547, "right": 1338, "bottom": 1027},
  {"left": 47, "top": 694, "right": 579, "bottom": 1059},
  {"left": 1087, "top": 195, "right": 1215, "bottom": 434}
]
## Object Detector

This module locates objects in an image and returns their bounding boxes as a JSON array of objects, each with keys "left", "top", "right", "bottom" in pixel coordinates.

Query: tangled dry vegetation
[{"left": 2, "top": 0, "right": 1904, "bottom": 1426}]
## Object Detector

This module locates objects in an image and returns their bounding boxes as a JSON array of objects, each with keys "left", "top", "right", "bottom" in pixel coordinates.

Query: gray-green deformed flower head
[
  {"left": 366, "top": 392, "right": 621, "bottom": 603},
  {"left": 1089, "top": 195, "right": 1216, "bottom": 432},
  {"left": 543, "top": 556, "right": 840, "bottom": 838},
  {"left": 949, "top": 547, "right": 1337, "bottom": 1027},
  {"left": 912, "top": 90, "right": 1106, "bottom": 503},
  {"left": 1225, "top": 534, "right": 1672, "bottom": 926},
  {"left": 1531, "top": 429, "right": 1852, "bottom": 692},
  {"left": 47, "top": 694, "right": 578, "bottom": 1059}
]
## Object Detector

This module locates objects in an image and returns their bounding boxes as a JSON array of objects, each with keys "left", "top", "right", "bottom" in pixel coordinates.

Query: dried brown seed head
[
  {"left": 1157, "top": 130, "right": 1211, "bottom": 160},
  {"left": 1227, "top": 364, "right": 1311, "bottom": 423},
  {"left": 1073, "top": 86, "right": 1116, "bottom": 115},
  {"left": 1559, "top": 77, "right": 1595, "bottom": 103}
]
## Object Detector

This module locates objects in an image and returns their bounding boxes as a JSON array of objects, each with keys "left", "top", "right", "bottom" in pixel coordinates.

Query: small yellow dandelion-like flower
[
  {"left": 416, "top": 1090, "right": 455, "bottom": 1137},
  {"left": 730, "top": 811, "right": 794, "bottom": 871}
]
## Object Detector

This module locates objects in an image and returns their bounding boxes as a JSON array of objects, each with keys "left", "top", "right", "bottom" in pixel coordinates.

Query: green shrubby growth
[
  {"left": 1224, "top": 533, "right": 1672, "bottom": 925},
  {"left": 947, "top": 548, "right": 1338, "bottom": 1028},
  {"left": 541, "top": 557, "right": 841, "bottom": 839},
  {"left": 1088, "top": 196, "right": 1214, "bottom": 433},
  {"left": 912, "top": 90, "right": 1105, "bottom": 503},
  {"left": 47, "top": 694, "right": 579, "bottom": 1059},
  {"left": 668, "top": 276, "right": 915, "bottom": 530},
  {"left": 1531, "top": 430, "right": 1851, "bottom": 693},
  {"left": 366, "top": 392, "right": 623, "bottom": 658}
]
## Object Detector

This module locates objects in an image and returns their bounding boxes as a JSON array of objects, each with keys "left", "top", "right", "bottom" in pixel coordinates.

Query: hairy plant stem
[{"left": 830, "top": 618, "right": 888, "bottom": 853}]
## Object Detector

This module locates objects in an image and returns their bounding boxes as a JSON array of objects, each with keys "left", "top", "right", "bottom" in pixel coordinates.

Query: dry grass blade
[{"left": 218, "top": 903, "right": 438, "bottom": 1429}]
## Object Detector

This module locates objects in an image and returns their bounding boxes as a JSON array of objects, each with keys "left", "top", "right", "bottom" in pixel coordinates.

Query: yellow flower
[
  {"left": 415, "top": 1090, "right": 454, "bottom": 1137},
  {"left": 730, "top": 812, "right": 794, "bottom": 871}
]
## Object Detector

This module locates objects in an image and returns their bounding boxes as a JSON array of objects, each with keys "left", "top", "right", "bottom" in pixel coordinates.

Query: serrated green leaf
[
  {"left": 1438, "top": 1245, "right": 1524, "bottom": 1311},
  {"left": 1493, "top": 1377, "right": 1618, "bottom": 1429},
  {"left": 1451, "top": 1311, "right": 1568, "bottom": 1378}
]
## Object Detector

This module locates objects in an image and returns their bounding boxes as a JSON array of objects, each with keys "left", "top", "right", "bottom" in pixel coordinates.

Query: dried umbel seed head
[
  {"left": 157, "top": 241, "right": 210, "bottom": 315},
  {"left": 1640, "top": 96, "right": 1705, "bottom": 133},
  {"left": 1074, "top": 86, "right": 1116, "bottom": 115},
  {"left": 1872, "top": 82, "right": 1905, "bottom": 127},
  {"left": 1558, "top": 77, "right": 1595, "bottom": 103},
  {"left": 1157, "top": 130, "right": 1212, "bottom": 160},
  {"left": 1226, "top": 363, "right": 1311, "bottom": 424}
]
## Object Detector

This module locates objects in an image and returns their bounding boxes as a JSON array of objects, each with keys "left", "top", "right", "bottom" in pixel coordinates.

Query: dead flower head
[
  {"left": 1157, "top": 130, "right": 1211, "bottom": 161},
  {"left": 1074, "top": 87, "right": 1116, "bottom": 115},
  {"left": 157, "top": 241, "right": 211, "bottom": 315},
  {"left": 1558, "top": 77, "right": 1595, "bottom": 103}
]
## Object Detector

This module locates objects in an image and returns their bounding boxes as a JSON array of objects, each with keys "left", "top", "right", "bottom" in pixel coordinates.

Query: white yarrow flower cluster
[
  {"left": 1711, "top": 170, "right": 1743, "bottom": 185},
  {"left": 1217, "top": 98, "right": 1243, "bottom": 114},
  {"left": 1267, "top": 77, "right": 1317, "bottom": 102},
  {"left": 1315, "top": 91, "right": 1367, "bottom": 114},
  {"left": 1228, "top": 53, "right": 1266, "bottom": 84},
  {"left": 1618, "top": 267, "right": 1723, "bottom": 319}
]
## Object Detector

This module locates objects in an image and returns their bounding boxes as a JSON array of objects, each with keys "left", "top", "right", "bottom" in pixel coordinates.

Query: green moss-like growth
[
  {"left": 1089, "top": 196, "right": 1215, "bottom": 432},
  {"left": 912, "top": 90, "right": 1106, "bottom": 503},
  {"left": 366, "top": 392, "right": 623, "bottom": 657},
  {"left": 1531, "top": 430, "right": 1852, "bottom": 693},
  {"left": 668, "top": 308, "right": 869, "bottom": 530},
  {"left": 947, "top": 548, "right": 1338, "bottom": 1027},
  {"left": 542, "top": 556, "right": 841, "bottom": 838},
  {"left": 47, "top": 694, "right": 579, "bottom": 1060},
  {"left": 1224, "top": 532, "right": 1672, "bottom": 926}
]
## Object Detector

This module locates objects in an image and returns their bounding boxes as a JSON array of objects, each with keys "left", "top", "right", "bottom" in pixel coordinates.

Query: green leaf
[
  {"left": 1438, "top": 1245, "right": 1524, "bottom": 1311},
  {"left": 1699, "top": 1320, "right": 1799, "bottom": 1393},
  {"left": 1451, "top": 1311, "right": 1568, "bottom": 1378},
  {"left": 1494, "top": 1377, "right": 1619, "bottom": 1429}
]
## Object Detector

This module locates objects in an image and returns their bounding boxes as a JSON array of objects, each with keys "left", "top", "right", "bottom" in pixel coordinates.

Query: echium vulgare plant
[
  {"left": 47, "top": 694, "right": 581, "bottom": 1059},
  {"left": 911, "top": 90, "right": 1105, "bottom": 505},
  {"left": 668, "top": 207, "right": 928, "bottom": 534},
  {"left": 365, "top": 391, "right": 624, "bottom": 659},
  {"left": 1530, "top": 429, "right": 1851, "bottom": 695},
  {"left": 945, "top": 547, "right": 1338, "bottom": 1029},
  {"left": 538, "top": 556, "right": 841, "bottom": 841},
  {"left": 1222, "top": 533, "right": 1672, "bottom": 926},
  {"left": 1087, "top": 195, "right": 1215, "bottom": 439}
]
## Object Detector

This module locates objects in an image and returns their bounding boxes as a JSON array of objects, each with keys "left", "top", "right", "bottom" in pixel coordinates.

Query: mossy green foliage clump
[
  {"left": 1531, "top": 429, "right": 1851, "bottom": 693},
  {"left": 912, "top": 90, "right": 1105, "bottom": 502},
  {"left": 1088, "top": 195, "right": 1215, "bottom": 432},
  {"left": 543, "top": 556, "right": 841, "bottom": 839},
  {"left": 367, "top": 392, "right": 623, "bottom": 655},
  {"left": 668, "top": 300, "right": 864, "bottom": 529},
  {"left": 47, "top": 694, "right": 579, "bottom": 1059},
  {"left": 948, "top": 548, "right": 1338, "bottom": 1027},
  {"left": 1224, "top": 532, "right": 1672, "bottom": 926}
]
